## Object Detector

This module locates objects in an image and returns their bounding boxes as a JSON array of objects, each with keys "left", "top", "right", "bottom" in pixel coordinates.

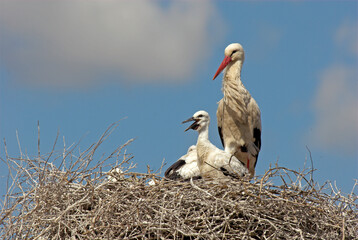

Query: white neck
[
  {"left": 223, "top": 60, "right": 244, "bottom": 87},
  {"left": 197, "top": 125, "right": 209, "bottom": 143}
]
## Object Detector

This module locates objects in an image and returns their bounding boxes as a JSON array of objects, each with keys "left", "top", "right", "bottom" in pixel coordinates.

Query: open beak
[
  {"left": 182, "top": 117, "right": 200, "bottom": 131},
  {"left": 212, "top": 55, "right": 231, "bottom": 80}
]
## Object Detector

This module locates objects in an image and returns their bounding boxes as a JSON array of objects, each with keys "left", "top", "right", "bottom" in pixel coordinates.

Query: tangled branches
[{"left": 1, "top": 124, "right": 357, "bottom": 239}]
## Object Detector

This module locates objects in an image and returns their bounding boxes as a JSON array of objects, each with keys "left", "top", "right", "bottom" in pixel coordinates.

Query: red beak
[{"left": 212, "top": 55, "right": 231, "bottom": 80}]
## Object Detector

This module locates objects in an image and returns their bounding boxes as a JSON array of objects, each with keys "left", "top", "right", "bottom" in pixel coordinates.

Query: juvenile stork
[
  {"left": 164, "top": 145, "right": 201, "bottom": 181},
  {"left": 213, "top": 43, "right": 261, "bottom": 178},
  {"left": 183, "top": 110, "right": 248, "bottom": 180}
]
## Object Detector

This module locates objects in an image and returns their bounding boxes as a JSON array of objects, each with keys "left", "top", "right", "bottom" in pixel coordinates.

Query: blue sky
[{"left": 1, "top": 1, "right": 357, "bottom": 197}]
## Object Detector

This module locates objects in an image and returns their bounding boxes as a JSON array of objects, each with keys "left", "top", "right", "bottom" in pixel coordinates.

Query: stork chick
[
  {"left": 213, "top": 43, "right": 262, "bottom": 178},
  {"left": 165, "top": 145, "right": 201, "bottom": 181},
  {"left": 183, "top": 110, "right": 248, "bottom": 180}
]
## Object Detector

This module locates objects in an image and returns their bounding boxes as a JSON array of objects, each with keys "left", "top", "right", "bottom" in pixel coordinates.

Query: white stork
[
  {"left": 182, "top": 110, "right": 248, "bottom": 180},
  {"left": 164, "top": 145, "right": 201, "bottom": 181},
  {"left": 213, "top": 43, "right": 262, "bottom": 178}
]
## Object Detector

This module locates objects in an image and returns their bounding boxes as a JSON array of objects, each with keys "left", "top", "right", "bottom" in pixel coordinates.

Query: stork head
[
  {"left": 182, "top": 110, "right": 210, "bottom": 132},
  {"left": 213, "top": 43, "right": 245, "bottom": 80}
]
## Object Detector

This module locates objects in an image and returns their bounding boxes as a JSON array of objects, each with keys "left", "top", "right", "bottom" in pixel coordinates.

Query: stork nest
[{"left": 1, "top": 124, "right": 357, "bottom": 239}]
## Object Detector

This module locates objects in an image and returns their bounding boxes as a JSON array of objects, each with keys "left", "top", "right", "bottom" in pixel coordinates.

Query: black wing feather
[
  {"left": 253, "top": 128, "right": 261, "bottom": 167},
  {"left": 218, "top": 126, "right": 225, "bottom": 148},
  {"left": 253, "top": 128, "right": 261, "bottom": 150},
  {"left": 164, "top": 160, "right": 186, "bottom": 180},
  {"left": 220, "top": 167, "right": 244, "bottom": 179}
]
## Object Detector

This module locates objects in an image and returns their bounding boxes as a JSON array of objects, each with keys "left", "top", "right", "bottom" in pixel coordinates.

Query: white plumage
[
  {"left": 213, "top": 43, "right": 262, "bottom": 178},
  {"left": 164, "top": 145, "right": 201, "bottom": 181},
  {"left": 107, "top": 167, "right": 123, "bottom": 183},
  {"left": 183, "top": 110, "right": 248, "bottom": 180}
]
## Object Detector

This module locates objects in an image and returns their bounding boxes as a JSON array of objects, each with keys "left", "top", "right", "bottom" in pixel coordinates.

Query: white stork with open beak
[
  {"left": 164, "top": 145, "right": 201, "bottom": 181},
  {"left": 182, "top": 110, "right": 248, "bottom": 180},
  {"left": 213, "top": 43, "right": 262, "bottom": 178}
]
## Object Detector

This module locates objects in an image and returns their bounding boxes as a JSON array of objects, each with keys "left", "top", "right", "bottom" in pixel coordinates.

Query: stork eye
[
  {"left": 197, "top": 114, "right": 203, "bottom": 118},
  {"left": 231, "top": 50, "right": 238, "bottom": 56}
]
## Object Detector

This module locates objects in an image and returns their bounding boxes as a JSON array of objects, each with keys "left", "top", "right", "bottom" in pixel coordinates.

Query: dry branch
[{"left": 0, "top": 124, "right": 357, "bottom": 239}]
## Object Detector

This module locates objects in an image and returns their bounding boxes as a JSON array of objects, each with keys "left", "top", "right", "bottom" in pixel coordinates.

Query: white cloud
[
  {"left": 309, "top": 20, "right": 358, "bottom": 156},
  {"left": 334, "top": 20, "right": 358, "bottom": 55},
  {"left": 0, "top": 0, "right": 224, "bottom": 88},
  {"left": 310, "top": 65, "right": 358, "bottom": 155}
]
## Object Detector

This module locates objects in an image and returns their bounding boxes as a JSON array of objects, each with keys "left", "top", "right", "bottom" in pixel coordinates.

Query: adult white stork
[
  {"left": 183, "top": 110, "right": 248, "bottom": 180},
  {"left": 164, "top": 145, "right": 201, "bottom": 181},
  {"left": 213, "top": 43, "right": 261, "bottom": 178}
]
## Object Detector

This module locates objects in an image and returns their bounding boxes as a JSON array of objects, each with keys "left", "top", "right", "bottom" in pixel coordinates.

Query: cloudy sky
[{"left": 1, "top": 1, "right": 357, "bottom": 197}]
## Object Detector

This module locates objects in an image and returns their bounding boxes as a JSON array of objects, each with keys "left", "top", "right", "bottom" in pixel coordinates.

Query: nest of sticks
[{"left": 1, "top": 123, "right": 357, "bottom": 239}]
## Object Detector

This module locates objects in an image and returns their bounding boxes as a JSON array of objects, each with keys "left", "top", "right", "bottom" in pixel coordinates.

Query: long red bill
[{"left": 212, "top": 56, "right": 231, "bottom": 80}]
